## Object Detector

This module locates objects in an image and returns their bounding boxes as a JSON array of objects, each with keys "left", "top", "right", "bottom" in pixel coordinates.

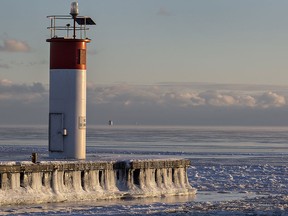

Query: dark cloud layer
[
  {"left": 0, "top": 80, "right": 48, "bottom": 124},
  {"left": 1, "top": 80, "right": 288, "bottom": 126}
]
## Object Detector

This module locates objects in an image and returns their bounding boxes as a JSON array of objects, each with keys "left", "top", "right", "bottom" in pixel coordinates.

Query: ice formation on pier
[{"left": 0, "top": 159, "right": 196, "bottom": 205}]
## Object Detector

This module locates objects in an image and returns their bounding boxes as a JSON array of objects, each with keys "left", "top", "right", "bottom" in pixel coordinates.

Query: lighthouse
[{"left": 47, "top": 2, "right": 95, "bottom": 159}]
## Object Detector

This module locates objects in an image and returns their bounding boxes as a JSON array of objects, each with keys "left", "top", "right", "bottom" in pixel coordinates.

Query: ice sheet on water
[
  {"left": 1, "top": 194, "right": 287, "bottom": 215},
  {"left": 188, "top": 156, "right": 288, "bottom": 194},
  {"left": 1, "top": 125, "right": 288, "bottom": 214},
  {"left": 1, "top": 155, "right": 288, "bottom": 215}
]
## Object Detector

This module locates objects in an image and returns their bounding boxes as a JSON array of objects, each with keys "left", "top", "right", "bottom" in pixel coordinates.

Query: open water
[{"left": 0, "top": 125, "right": 288, "bottom": 161}]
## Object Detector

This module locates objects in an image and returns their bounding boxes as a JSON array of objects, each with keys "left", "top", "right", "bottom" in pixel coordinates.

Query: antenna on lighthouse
[{"left": 70, "top": 1, "right": 79, "bottom": 39}]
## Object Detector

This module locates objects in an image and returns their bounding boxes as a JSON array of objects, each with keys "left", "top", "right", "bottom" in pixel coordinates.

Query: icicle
[
  {"left": 52, "top": 170, "right": 62, "bottom": 194},
  {"left": 72, "top": 171, "right": 83, "bottom": 192},
  {"left": 31, "top": 172, "right": 42, "bottom": 190},
  {"left": 10, "top": 173, "right": 20, "bottom": 190}
]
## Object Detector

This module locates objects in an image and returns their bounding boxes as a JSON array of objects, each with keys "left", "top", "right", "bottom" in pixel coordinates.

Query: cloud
[
  {"left": 0, "top": 39, "right": 31, "bottom": 52},
  {"left": 0, "top": 79, "right": 12, "bottom": 86},
  {"left": 257, "top": 91, "right": 286, "bottom": 108},
  {"left": 0, "top": 79, "right": 47, "bottom": 102},
  {"left": 0, "top": 79, "right": 48, "bottom": 124},
  {"left": 157, "top": 7, "right": 173, "bottom": 16}
]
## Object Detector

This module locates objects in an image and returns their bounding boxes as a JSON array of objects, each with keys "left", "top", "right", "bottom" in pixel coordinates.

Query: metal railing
[{"left": 47, "top": 15, "right": 91, "bottom": 39}]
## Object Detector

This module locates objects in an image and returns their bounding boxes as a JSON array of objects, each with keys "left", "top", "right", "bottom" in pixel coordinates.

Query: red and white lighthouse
[{"left": 47, "top": 2, "right": 95, "bottom": 159}]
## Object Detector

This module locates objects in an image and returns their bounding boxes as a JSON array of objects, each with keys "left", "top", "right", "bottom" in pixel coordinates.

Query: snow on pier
[{"left": 0, "top": 159, "right": 196, "bottom": 205}]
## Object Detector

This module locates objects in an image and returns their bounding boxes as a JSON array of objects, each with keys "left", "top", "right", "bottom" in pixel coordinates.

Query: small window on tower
[{"left": 78, "top": 49, "right": 86, "bottom": 65}]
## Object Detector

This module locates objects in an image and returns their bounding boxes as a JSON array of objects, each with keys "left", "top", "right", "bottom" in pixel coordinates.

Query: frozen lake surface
[{"left": 0, "top": 125, "right": 288, "bottom": 215}]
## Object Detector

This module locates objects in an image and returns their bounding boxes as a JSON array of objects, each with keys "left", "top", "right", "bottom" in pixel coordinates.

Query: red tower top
[{"left": 46, "top": 2, "right": 96, "bottom": 69}]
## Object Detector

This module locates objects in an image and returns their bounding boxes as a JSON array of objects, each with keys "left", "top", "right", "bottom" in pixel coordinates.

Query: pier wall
[{"left": 0, "top": 159, "right": 196, "bottom": 205}]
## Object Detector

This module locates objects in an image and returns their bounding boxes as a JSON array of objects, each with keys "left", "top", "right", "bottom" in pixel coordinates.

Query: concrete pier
[{"left": 0, "top": 159, "right": 196, "bottom": 205}]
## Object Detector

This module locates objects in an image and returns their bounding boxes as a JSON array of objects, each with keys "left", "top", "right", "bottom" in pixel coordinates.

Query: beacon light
[{"left": 70, "top": 2, "right": 79, "bottom": 18}]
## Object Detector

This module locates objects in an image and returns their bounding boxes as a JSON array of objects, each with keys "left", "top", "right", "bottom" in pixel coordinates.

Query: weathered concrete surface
[{"left": 0, "top": 159, "right": 190, "bottom": 173}]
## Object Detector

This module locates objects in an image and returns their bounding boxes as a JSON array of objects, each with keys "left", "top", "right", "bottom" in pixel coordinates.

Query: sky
[{"left": 1, "top": 0, "right": 288, "bottom": 126}]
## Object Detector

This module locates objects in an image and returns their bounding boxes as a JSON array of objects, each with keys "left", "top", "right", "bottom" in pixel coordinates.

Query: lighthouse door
[{"left": 49, "top": 113, "right": 64, "bottom": 152}]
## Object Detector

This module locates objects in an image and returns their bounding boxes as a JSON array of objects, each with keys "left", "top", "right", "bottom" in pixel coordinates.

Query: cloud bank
[
  {"left": 88, "top": 83, "right": 286, "bottom": 109},
  {"left": 1, "top": 80, "right": 288, "bottom": 126}
]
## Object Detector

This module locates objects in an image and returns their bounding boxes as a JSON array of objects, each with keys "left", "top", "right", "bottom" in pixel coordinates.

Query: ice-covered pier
[{"left": 0, "top": 159, "right": 196, "bottom": 205}]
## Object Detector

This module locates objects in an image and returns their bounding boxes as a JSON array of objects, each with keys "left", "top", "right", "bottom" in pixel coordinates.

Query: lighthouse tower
[{"left": 47, "top": 2, "right": 95, "bottom": 159}]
